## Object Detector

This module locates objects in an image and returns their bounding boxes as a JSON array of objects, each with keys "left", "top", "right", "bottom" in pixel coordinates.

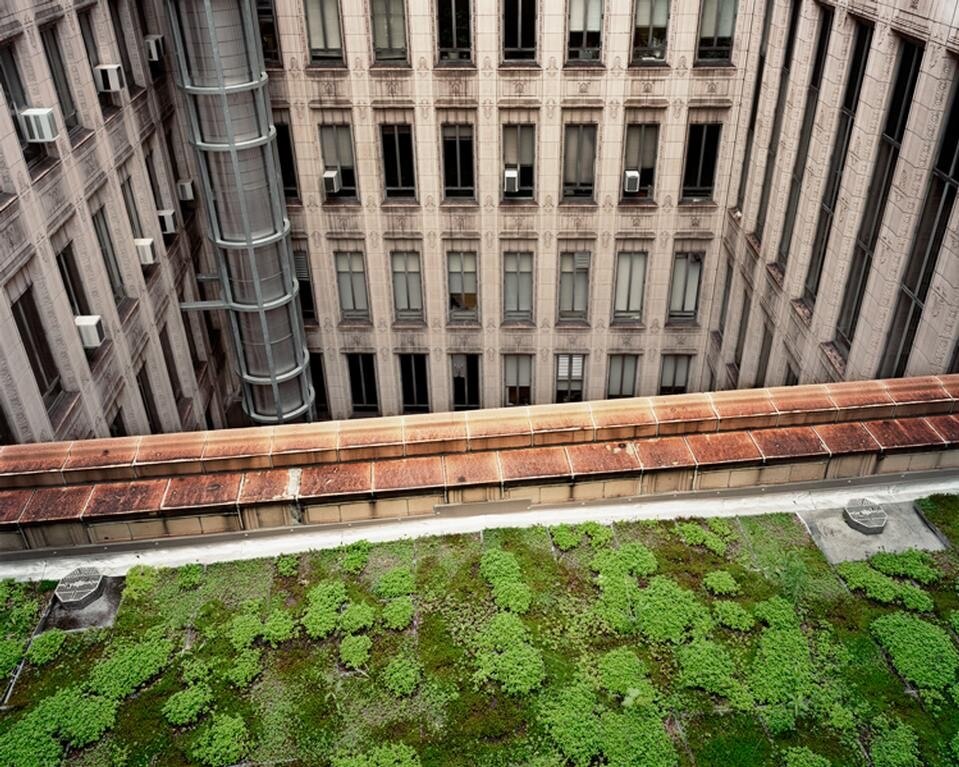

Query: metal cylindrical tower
[{"left": 166, "top": 0, "right": 313, "bottom": 423}]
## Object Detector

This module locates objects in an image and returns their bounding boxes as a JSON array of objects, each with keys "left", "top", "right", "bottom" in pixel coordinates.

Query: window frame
[
  {"left": 335, "top": 250, "right": 371, "bottom": 322},
  {"left": 659, "top": 354, "right": 691, "bottom": 395},
  {"left": 41, "top": 24, "right": 79, "bottom": 135},
  {"left": 667, "top": 251, "right": 703, "bottom": 323},
  {"left": 696, "top": 0, "right": 737, "bottom": 64},
  {"left": 502, "top": 123, "right": 535, "bottom": 199},
  {"left": 274, "top": 119, "right": 300, "bottom": 200},
  {"left": 567, "top": 0, "right": 603, "bottom": 62},
  {"left": 92, "top": 207, "right": 127, "bottom": 305},
  {"left": 558, "top": 251, "right": 590, "bottom": 322},
  {"left": 371, "top": 0, "right": 408, "bottom": 63},
  {"left": 562, "top": 123, "right": 597, "bottom": 200},
  {"left": 607, "top": 354, "right": 639, "bottom": 398},
  {"left": 681, "top": 122, "right": 721, "bottom": 201},
  {"left": 441, "top": 124, "right": 475, "bottom": 199},
  {"left": 447, "top": 250, "right": 479, "bottom": 322},
  {"left": 0, "top": 44, "right": 48, "bottom": 169},
  {"left": 622, "top": 123, "right": 658, "bottom": 200},
  {"left": 319, "top": 124, "right": 358, "bottom": 200},
  {"left": 305, "top": 0, "right": 345, "bottom": 64},
  {"left": 381, "top": 123, "right": 416, "bottom": 199},
  {"left": 257, "top": 0, "right": 283, "bottom": 66},
  {"left": 347, "top": 352, "right": 380, "bottom": 415},
  {"left": 451, "top": 353, "right": 481, "bottom": 410},
  {"left": 399, "top": 353, "right": 430, "bottom": 413},
  {"left": 437, "top": 0, "right": 472, "bottom": 62},
  {"left": 503, "top": 250, "right": 534, "bottom": 323},
  {"left": 555, "top": 353, "right": 585, "bottom": 403},
  {"left": 612, "top": 250, "right": 646, "bottom": 322},
  {"left": 502, "top": 0, "right": 536, "bottom": 61},
  {"left": 57, "top": 243, "right": 91, "bottom": 317},
  {"left": 503, "top": 353, "right": 532, "bottom": 406},
  {"left": 631, "top": 0, "right": 668, "bottom": 64},
  {"left": 391, "top": 251, "right": 424, "bottom": 322}
]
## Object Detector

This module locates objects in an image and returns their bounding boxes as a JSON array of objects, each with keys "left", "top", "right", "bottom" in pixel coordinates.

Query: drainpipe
[{"left": 165, "top": 0, "right": 313, "bottom": 423}]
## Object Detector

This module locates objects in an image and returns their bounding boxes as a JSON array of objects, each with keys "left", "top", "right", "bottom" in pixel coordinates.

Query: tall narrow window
[
  {"left": 668, "top": 252, "right": 702, "bottom": 322},
  {"left": 504, "top": 354, "right": 532, "bottom": 406},
  {"left": 717, "top": 258, "right": 733, "bottom": 337},
  {"left": 159, "top": 326, "right": 182, "bottom": 402},
  {"left": 755, "top": 322, "right": 772, "bottom": 387},
  {"left": 306, "top": 0, "right": 342, "bottom": 63},
  {"left": 335, "top": 251, "right": 370, "bottom": 321},
  {"left": 391, "top": 252, "right": 423, "bottom": 322},
  {"left": 503, "top": 251, "right": 533, "bottom": 322},
  {"left": 802, "top": 20, "right": 872, "bottom": 311},
  {"left": 381, "top": 124, "right": 416, "bottom": 198},
  {"left": 41, "top": 25, "right": 78, "bottom": 133},
  {"left": 347, "top": 353, "right": 379, "bottom": 415},
  {"left": 438, "top": 0, "right": 471, "bottom": 61},
  {"left": 733, "top": 290, "right": 750, "bottom": 372},
  {"left": 879, "top": 73, "right": 959, "bottom": 378},
  {"left": 451, "top": 353, "right": 481, "bottom": 410},
  {"left": 137, "top": 364, "right": 162, "bottom": 433},
  {"left": 784, "top": 362, "right": 799, "bottom": 386},
  {"left": 563, "top": 124, "right": 597, "bottom": 199},
  {"left": 448, "top": 251, "right": 478, "bottom": 321},
  {"left": 13, "top": 288, "right": 62, "bottom": 409},
  {"left": 632, "top": 0, "right": 668, "bottom": 62},
  {"left": 681, "top": 123, "right": 721, "bottom": 200},
  {"left": 660, "top": 354, "right": 690, "bottom": 395},
  {"left": 309, "top": 353, "right": 331, "bottom": 419},
  {"left": 120, "top": 176, "right": 143, "bottom": 238},
  {"left": 556, "top": 354, "right": 585, "bottom": 403},
  {"left": 776, "top": 6, "right": 833, "bottom": 269},
  {"left": 144, "top": 151, "right": 164, "bottom": 210},
  {"left": 274, "top": 121, "right": 300, "bottom": 199},
  {"left": 568, "top": 0, "right": 603, "bottom": 61},
  {"left": 503, "top": 0, "right": 536, "bottom": 60},
  {"left": 79, "top": 9, "right": 113, "bottom": 112},
  {"left": 697, "top": 0, "right": 736, "bottom": 63},
  {"left": 257, "top": 0, "right": 282, "bottom": 65},
  {"left": 0, "top": 45, "right": 46, "bottom": 168},
  {"left": 607, "top": 354, "right": 639, "bottom": 398},
  {"left": 294, "top": 248, "right": 316, "bottom": 324},
  {"left": 372, "top": 0, "right": 407, "bottom": 61},
  {"left": 109, "top": 409, "right": 126, "bottom": 438},
  {"left": 558, "top": 251, "right": 590, "bottom": 322},
  {"left": 108, "top": 0, "right": 137, "bottom": 90},
  {"left": 442, "top": 125, "right": 474, "bottom": 198},
  {"left": 623, "top": 124, "right": 658, "bottom": 199},
  {"left": 503, "top": 124, "right": 535, "bottom": 198},
  {"left": 319, "top": 124, "right": 357, "bottom": 199},
  {"left": 399, "top": 354, "right": 430, "bottom": 413},
  {"left": 835, "top": 39, "right": 923, "bottom": 356},
  {"left": 92, "top": 207, "right": 126, "bottom": 305},
  {"left": 735, "top": 0, "right": 774, "bottom": 209},
  {"left": 57, "top": 244, "right": 91, "bottom": 317},
  {"left": 613, "top": 251, "right": 646, "bottom": 321}
]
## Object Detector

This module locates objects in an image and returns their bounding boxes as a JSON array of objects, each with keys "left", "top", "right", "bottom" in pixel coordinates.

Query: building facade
[{"left": 0, "top": 0, "right": 958, "bottom": 435}]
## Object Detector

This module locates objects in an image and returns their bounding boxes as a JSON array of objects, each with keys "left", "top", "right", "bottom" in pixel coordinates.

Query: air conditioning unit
[
  {"left": 623, "top": 169, "right": 641, "bottom": 194},
  {"left": 144, "top": 34, "right": 164, "bottom": 63},
  {"left": 504, "top": 167, "right": 519, "bottom": 194},
  {"left": 135, "top": 237, "right": 156, "bottom": 266},
  {"left": 75, "top": 315, "right": 105, "bottom": 350},
  {"left": 93, "top": 64, "right": 124, "bottom": 93},
  {"left": 158, "top": 209, "right": 177, "bottom": 234},
  {"left": 17, "top": 108, "right": 58, "bottom": 143},
  {"left": 176, "top": 179, "right": 194, "bottom": 202},
  {"left": 322, "top": 169, "right": 341, "bottom": 195}
]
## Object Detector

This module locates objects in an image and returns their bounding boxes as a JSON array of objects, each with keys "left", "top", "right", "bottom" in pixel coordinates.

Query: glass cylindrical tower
[{"left": 166, "top": 0, "right": 313, "bottom": 423}]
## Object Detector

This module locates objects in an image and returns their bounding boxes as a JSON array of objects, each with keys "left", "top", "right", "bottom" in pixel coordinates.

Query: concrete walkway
[{"left": 1, "top": 471, "right": 957, "bottom": 581}]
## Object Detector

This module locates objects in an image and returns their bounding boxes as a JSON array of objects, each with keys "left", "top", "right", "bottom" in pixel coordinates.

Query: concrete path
[{"left": 1, "top": 470, "right": 957, "bottom": 581}]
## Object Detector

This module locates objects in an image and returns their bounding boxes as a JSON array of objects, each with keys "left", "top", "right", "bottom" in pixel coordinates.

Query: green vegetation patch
[
  {"left": 472, "top": 611, "right": 544, "bottom": 696},
  {"left": 870, "top": 612, "right": 959, "bottom": 693},
  {"left": 479, "top": 548, "right": 532, "bottom": 614},
  {"left": 677, "top": 638, "right": 752, "bottom": 710},
  {"left": 837, "top": 561, "right": 934, "bottom": 612},
  {"left": 713, "top": 600, "right": 755, "bottom": 632},
  {"left": 24, "top": 630, "right": 64, "bottom": 668},
  {"left": 703, "top": 570, "right": 740, "bottom": 596},
  {"left": 677, "top": 519, "right": 734, "bottom": 557},
  {"left": 868, "top": 550, "right": 941, "bottom": 584},
  {"left": 634, "top": 576, "right": 712, "bottom": 644}
]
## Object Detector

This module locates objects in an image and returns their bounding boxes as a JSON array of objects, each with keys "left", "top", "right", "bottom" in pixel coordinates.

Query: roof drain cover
[
  {"left": 843, "top": 499, "right": 888, "bottom": 535},
  {"left": 54, "top": 567, "right": 105, "bottom": 610}
]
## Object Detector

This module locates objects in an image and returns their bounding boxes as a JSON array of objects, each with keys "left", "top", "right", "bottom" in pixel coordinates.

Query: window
[
  {"left": 372, "top": 0, "right": 407, "bottom": 61},
  {"left": 733, "top": 290, "right": 750, "bottom": 371},
  {"left": 717, "top": 258, "right": 732, "bottom": 337},
  {"left": 0, "top": 402, "right": 13, "bottom": 444},
  {"left": 503, "top": 0, "right": 536, "bottom": 60},
  {"left": 879, "top": 72, "right": 959, "bottom": 378},
  {"left": 120, "top": 176, "right": 143, "bottom": 238},
  {"left": 57, "top": 243, "right": 91, "bottom": 316},
  {"left": 784, "top": 363, "right": 799, "bottom": 387},
  {"left": 442, "top": 125, "right": 474, "bottom": 198},
  {"left": 13, "top": 288, "right": 62, "bottom": 409},
  {"left": 802, "top": 20, "right": 872, "bottom": 310},
  {"left": 347, "top": 353, "right": 379, "bottom": 415},
  {"left": 734, "top": 0, "right": 773, "bottom": 209},
  {"left": 452, "top": 353, "right": 480, "bottom": 410},
  {"left": 633, "top": 0, "right": 668, "bottom": 62},
  {"left": 558, "top": 251, "right": 590, "bottom": 321},
  {"left": 448, "top": 251, "right": 478, "bottom": 321},
  {"left": 109, "top": 409, "right": 126, "bottom": 438},
  {"left": 697, "top": 0, "right": 736, "bottom": 62},
  {"left": 504, "top": 354, "right": 532, "bottom": 406},
  {"left": 137, "top": 365, "right": 162, "bottom": 433},
  {"left": 755, "top": 323, "right": 772, "bottom": 387},
  {"left": 503, "top": 124, "right": 535, "bottom": 198},
  {"left": 438, "top": 0, "right": 471, "bottom": 61},
  {"left": 144, "top": 150, "right": 163, "bottom": 211},
  {"left": 309, "top": 353, "right": 331, "bottom": 419},
  {"left": 319, "top": 124, "right": 357, "bottom": 199},
  {"left": 335, "top": 251, "right": 370, "bottom": 321},
  {"left": 274, "top": 121, "right": 300, "bottom": 199},
  {"left": 668, "top": 252, "right": 702, "bottom": 322},
  {"left": 607, "top": 354, "right": 639, "bottom": 398},
  {"left": 660, "top": 354, "right": 690, "bottom": 395},
  {"left": 556, "top": 354, "right": 585, "bottom": 403},
  {"left": 613, "top": 251, "right": 646, "bottom": 321},
  {"left": 568, "top": 0, "right": 602, "bottom": 61},
  {"left": 623, "top": 124, "right": 658, "bottom": 199},
  {"left": 306, "top": 0, "right": 342, "bottom": 63},
  {"left": 108, "top": 0, "right": 137, "bottom": 90},
  {"left": 836, "top": 39, "right": 922, "bottom": 356},
  {"left": 399, "top": 354, "right": 429, "bottom": 413},
  {"left": 681, "top": 123, "right": 721, "bottom": 200},
  {"left": 79, "top": 9, "right": 113, "bottom": 111},
  {"left": 563, "top": 124, "right": 597, "bottom": 199},
  {"left": 159, "top": 326, "right": 182, "bottom": 402},
  {"left": 391, "top": 251, "right": 423, "bottom": 321},
  {"left": 294, "top": 248, "right": 316, "bottom": 324},
  {"left": 92, "top": 207, "right": 126, "bottom": 305},
  {"left": 381, "top": 124, "right": 416, "bottom": 198},
  {"left": 41, "top": 25, "right": 78, "bottom": 134},
  {"left": 503, "top": 251, "right": 533, "bottom": 322},
  {"left": 133, "top": 2, "right": 163, "bottom": 80},
  {"left": 0, "top": 45, "right": 46, "bottom": 168},
  {"left": 257, "top": 0, "right": 282, "bottom": 65},
  {"left": 776, "top": 6, "right": 833, "bottom": 268}
]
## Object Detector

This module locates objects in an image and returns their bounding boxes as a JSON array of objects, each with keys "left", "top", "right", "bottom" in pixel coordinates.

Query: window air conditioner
[
  {"left": 18, "top": 108, "right": 58, "bottom": 143},
  {"left": 323, "top": 169, "right": 341, "bottom": 195},
  {"left": 94, "top": 64, "right": 124, "bottom": 93},
  {"left": 144, "top": 34, "right": 164, "bottom": 63},
  {"left": 135, "top": 238, "right": 157, "bottom": 266},
  {"left": 623, "top": 169, "right": 641, "bottom": 194},
  {"left": 75, "top": 315, "right": 105, "bottom": 350},
  {"left": 504, "top": 167, "right": 519, "bottom": 194},
  {"left": 176, "top": 179, "right": 194, "bottom": 202},
  {"left": 158, "top": 209, "right": 177, "bottom": 234}
]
